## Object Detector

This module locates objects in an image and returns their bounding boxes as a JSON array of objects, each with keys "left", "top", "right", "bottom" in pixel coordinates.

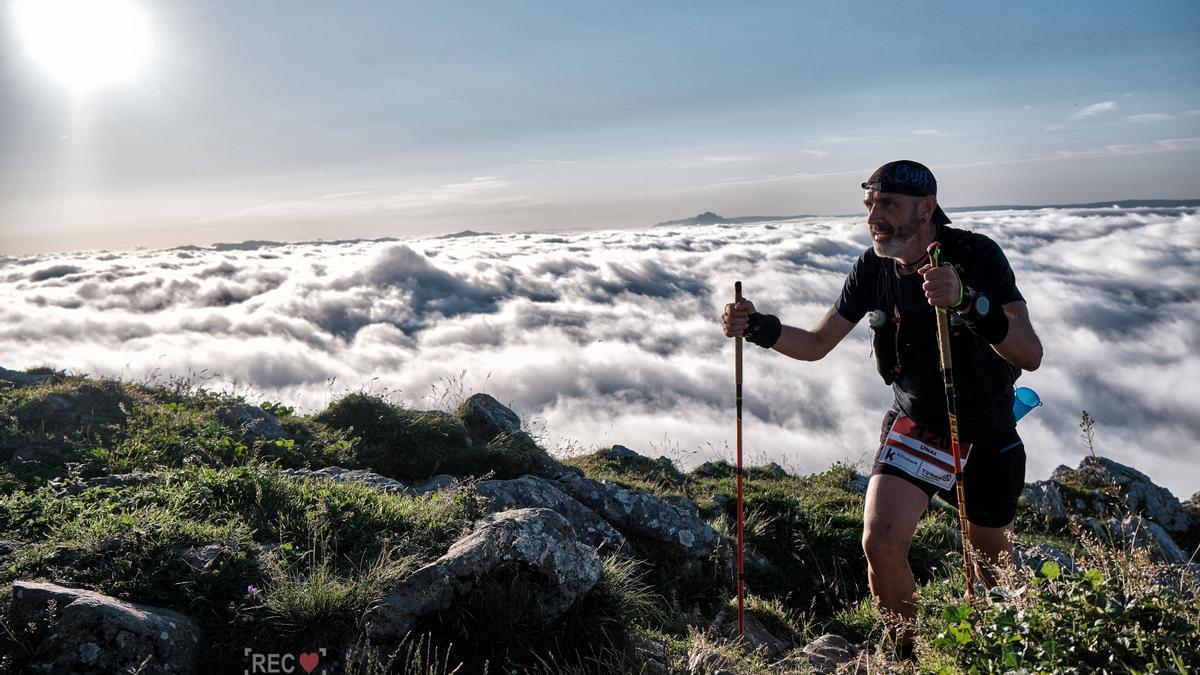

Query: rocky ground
[{"left": 0, "top": 368, "right": 1196, "bottom": 674}]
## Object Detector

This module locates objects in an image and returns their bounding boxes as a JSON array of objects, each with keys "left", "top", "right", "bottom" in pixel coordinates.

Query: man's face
[{"left": 863, "top": 190, "right": 927, "bottom": 261}]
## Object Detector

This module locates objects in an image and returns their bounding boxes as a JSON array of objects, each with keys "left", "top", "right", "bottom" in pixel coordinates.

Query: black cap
[{"left": 861, "top": 160, "right": 951, "bottom": 225}]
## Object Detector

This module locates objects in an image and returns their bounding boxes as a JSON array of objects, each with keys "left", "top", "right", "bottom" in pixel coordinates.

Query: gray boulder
[
  {"left": 1021, "top": 480, "right": 1069, "bottom": 522},
  {"left": 1185, "top": 492, "right": 1200, "bottom": 519},
  {"left": 1059, "top": 457, "right": 1191, "bottom": 533},
  {"left": 1099, "top": 515, "right": 1189, "bottom": 563},
  {"left": 555, "top": 470, "right": 722, "bottom": 560},
  {"left": 847, "top": 472, "right": 870, "bottom": 494},
  {"left": 10, "top": 581, "right": 201, "bottom": 674},
  {"left": 412, "top": 474, "right": 459, "bottom": 494},
  {"left": 692, "top": 461, "right": 733, "bottom": 478},
  {"left": 600, "top": 444, "right": 641, "bottom": 461},
  {"left": 798, "top": 634, "right": 860, "bottom": 673},
  {"left": 1014, "top": 543, "right": 1078, "bottom": 575},
  {"left": 475, "top": 475, "right": 631, "bottom": 556},
  {"left": 365, "top": 508, "right": 601, "bottom": 642},
  {"left": 278, "top": 466, "right": 415, "bottom": 496},
  {"left": 709, "top": 609, "right": 790, "bottom": 659},
  {"left": 52, "top": 471, "right": 160, "bottom": 495},
  {"left": 758, "top": 462, "right": 788, "bottom": 478},
  {"left": 454, "top": 393, "right": 521, "bottom": 444},
  {"left": 0, "top": 366, "right": 54, "bottom": 386},
  {"left": 685, "top": 634, "right": 733, "bottom": 674},
  {"left": 216, "top": 403, "right": 287, "bottom": 440}
]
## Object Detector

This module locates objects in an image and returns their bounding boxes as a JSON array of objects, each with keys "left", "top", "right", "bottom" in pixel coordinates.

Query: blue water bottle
[{"left": 1013, "top": 386, "right": 1042, "bottom": 422}]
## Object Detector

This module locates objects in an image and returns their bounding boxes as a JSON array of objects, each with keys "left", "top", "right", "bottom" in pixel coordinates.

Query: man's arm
[
  {"left": 771, "top": 307, "right": 857, "bottom": 361},
  {"left": 991, "top": 301, "right": 1042, "bottom": 371},
  {"left": 723, "top": 301, "right": 856, "bottom": 361},
  {"left": 919, "top": 263, "right": 1043, "bottom": 371}
]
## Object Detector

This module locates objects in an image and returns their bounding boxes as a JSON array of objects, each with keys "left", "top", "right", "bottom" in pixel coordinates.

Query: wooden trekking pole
[
  {"left": 927, "top": 242, "right": 975, "bottom": 599},
  {"left": 733, "top": 281, "right": 746, "bottom": 642}
]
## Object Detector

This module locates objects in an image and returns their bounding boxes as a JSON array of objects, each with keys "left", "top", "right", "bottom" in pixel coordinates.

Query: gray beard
[
  {"left": 873, "top": 227, "right": 920, "bottom": 260},
  {"left": 872, "top": 209, "right": 925, "bottom": 261}
]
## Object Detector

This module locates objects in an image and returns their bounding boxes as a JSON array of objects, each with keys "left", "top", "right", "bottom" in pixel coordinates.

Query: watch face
[{"left": 975, "top": 295, "right": 990, "bottom": 317}]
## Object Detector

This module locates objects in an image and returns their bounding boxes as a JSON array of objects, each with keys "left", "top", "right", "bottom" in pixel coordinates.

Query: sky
[
  {"left": 2, "top": 1, "right": 1199, "bottom": 254},
  {"left": 3, "top": 206, "right": 1198, "bottom": 499}
]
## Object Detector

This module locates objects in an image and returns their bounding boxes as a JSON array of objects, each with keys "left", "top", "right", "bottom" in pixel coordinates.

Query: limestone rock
[
  {"left": 1059, "top": 456, "right": 1191, "bottom": 533},
  {"left": 1014, "top": 543, "right": 1078, "bottom": 575},
  {"left": 279, "top": 465, "right": 416, "bottom": 495},
  {"left": 710, "top": 609, "right": 790, "bottom": 659},
  {"left": 181, "top": 543, "right": 226, "bottom": 572},
  {"left": 455, "top": 393, "right": 521, "bottom": 444},
  {"left": 10, "top": 581, "right": 201, "bottom": 674},
  {"left": 1021, "top": 480, "right": 1068, "bottom": 522},
  {"left": 0, "top": 366, "right": 54, "bottom": 386},
  {"left": 847, "top": 472, "right": 870, "bottom": 494},
  {"left": 800, "top": 634, "right": 859, "bottom": 673},
  {"left": 555, "top": 470, "right": 721, "bottom": 560},
  {"left": 692, "top": 461, "right": 734, "bottom": 478},
  {"left": 52, "top": 471, "right": 160, "bottom": 495},
  {"left": 686, "top": 637, "right": 733, "bottom": 674},
  {"left": 216, "top": 403, "right": 287, "bottom": 440},
  {"left": 601, "top": 444, "right": 641, "bottom": 461},
  {"left": 412, "top": 474, "right": 458, "bottom": 494},
  {"left": 1101, "top": 515, "right": 1188, "bottom": 563},
  {"left": 475, "top": 475, "right": 630, "bottom": 556},
  {"left": 1184, "top": 492, "right": 1200, "bottom": 519},
  {"left": 365, "top": 508, "right": 601, "bottom": 642},
  {"left": 758, "top": 462, "right": 788, "bottom": 478}
]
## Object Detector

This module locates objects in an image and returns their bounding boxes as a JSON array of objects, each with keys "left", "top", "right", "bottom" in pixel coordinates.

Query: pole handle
[
  {"left": 734, "top": 281, "right": 743, "bottom": 385},
  {"left": 927, "top": 243, "right": 954, "bottom": 370}
]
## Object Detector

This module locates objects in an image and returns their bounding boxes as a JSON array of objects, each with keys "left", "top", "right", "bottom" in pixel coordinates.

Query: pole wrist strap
[{"left": 744, "top": 313, "right": 782, "bottom": 349}]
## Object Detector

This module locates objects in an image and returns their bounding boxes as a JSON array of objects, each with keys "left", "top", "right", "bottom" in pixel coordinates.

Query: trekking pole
[
  {"left": 926, "top": 243, "right": 976, "bottom": 599},
  {"left": 733, "top": 281, "right": 746, "bottom": 643}
]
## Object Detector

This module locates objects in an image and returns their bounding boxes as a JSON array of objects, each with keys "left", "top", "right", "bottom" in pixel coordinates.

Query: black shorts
[{"left": 871, "top": 409, "right": 1026, "bottom": 528}]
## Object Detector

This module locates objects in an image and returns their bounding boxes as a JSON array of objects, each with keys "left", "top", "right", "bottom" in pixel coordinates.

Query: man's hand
[
  {"left": 917, "top": 263, "right": 962, "bottom": 309},
  {"left": 722, "top": 299, "right": 757, "bottom": 337}
]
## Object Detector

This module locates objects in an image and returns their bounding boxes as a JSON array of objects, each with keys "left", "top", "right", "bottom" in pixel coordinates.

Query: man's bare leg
[
  {"left": 967, "top": 521, "right": 1014, "bottom": 590},
  {"left": 862, "top": 474, "right": 931, "bottom": 648}
]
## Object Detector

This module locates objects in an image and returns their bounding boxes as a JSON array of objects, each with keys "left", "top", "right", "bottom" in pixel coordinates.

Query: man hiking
[{"left": 721, "top": 160, "right": 1043, "bottom": 660}]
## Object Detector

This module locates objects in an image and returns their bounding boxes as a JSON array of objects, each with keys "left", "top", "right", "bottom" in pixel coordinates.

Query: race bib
[{"left": 880, "top": 415, "right": 972, "bottom": 491}]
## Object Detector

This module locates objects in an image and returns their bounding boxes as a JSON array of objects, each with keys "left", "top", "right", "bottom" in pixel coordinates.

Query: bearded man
[{"left": 722, "top": 160, "right": 1043, "bottom": 660}]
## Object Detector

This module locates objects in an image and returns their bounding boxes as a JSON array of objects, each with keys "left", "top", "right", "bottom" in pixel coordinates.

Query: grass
[{"left": 1, "top": 372, "right": 1197, "bottom": 673}]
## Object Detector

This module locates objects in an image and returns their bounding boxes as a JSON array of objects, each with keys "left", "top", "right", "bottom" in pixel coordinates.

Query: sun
[{"left": 13, "top": 0, "right": 152, "bottom": 93}]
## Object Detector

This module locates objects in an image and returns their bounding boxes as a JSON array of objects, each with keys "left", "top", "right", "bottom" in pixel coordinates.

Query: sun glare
[{"left": 13, "top": 0, "right": 152, "bottom": 93}]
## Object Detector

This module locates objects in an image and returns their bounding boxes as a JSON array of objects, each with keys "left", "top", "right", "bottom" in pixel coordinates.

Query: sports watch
[
  {"left": 972, "top": 293, "right": 990, "bottom": 318},
  {"left": 955, "top": 289, "right": 989, "bottom": 318}
]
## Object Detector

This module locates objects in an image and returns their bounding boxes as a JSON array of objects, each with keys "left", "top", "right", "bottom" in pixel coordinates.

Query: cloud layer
[{"left": 3, "top": 207, "right": 1197, "bottom": 498}]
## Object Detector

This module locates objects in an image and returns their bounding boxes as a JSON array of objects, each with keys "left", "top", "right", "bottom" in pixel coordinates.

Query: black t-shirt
[{"left": 834, "top": 225, "right": 1025, "bottom": 442}]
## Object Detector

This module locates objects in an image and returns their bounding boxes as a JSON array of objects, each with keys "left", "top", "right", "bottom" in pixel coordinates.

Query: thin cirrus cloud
[
  {"left": 200, "top": 177, "right": 518, "bottom": 227},
  {"left": 2, "top": 206, "right": 1197, "bottom": 498},
  {"left": 1122, "top": 113, "right": 1176, "bottom": 123},
  {"left": 1068, "top": 100, "right": 1118, "bottom": 121},
  {"left": 1046, "top": 100, "right": 1121, "bottom": 131}
]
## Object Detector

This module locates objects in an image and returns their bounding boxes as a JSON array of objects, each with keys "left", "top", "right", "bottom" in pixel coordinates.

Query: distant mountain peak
[{"left": 655, "top": 211, "right": 809, "bottom": 227}]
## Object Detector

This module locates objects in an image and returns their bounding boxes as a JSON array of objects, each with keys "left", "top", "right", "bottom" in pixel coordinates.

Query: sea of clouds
[{"left": 3, "top": 206, "right": 1197, "bottom": 498}]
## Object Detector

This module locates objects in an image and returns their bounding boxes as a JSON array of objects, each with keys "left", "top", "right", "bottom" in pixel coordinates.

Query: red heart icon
[{"left": 298, "top": 652, "right": 319, "bottom": 673}]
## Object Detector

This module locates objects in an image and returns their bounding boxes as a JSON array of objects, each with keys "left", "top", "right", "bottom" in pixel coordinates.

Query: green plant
[{"left": 924, "top": 547, "right": 1200, "bottom": 673}]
